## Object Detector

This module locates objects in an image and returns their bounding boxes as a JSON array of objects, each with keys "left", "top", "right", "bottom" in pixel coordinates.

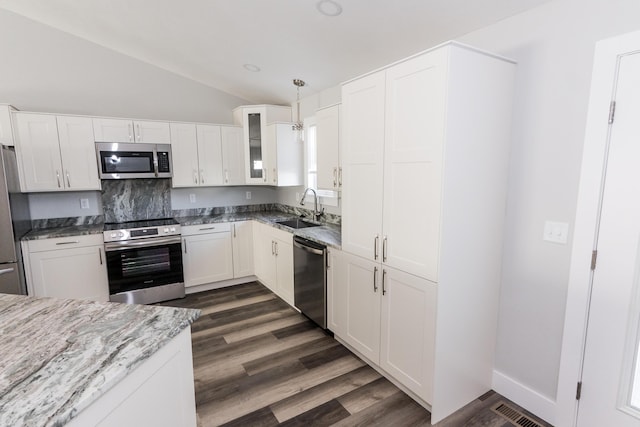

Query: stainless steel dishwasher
[{"left": 293, "top": 236, "right": 327, "bottom": 329}]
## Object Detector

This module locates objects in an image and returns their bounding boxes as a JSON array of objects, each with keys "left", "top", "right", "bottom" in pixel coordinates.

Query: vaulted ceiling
[{"left": 0, "top": 0, "right": 553, "bottom": 104}]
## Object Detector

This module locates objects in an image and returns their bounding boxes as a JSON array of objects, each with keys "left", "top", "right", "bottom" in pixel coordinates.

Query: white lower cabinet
[
  {"left": 252, "top": 221, "right": 294, "bottom": 306},
  {"left": 182, "top": 224, "right": 233, "bottom": 287},
  {"left": 22, "top": 234, "right": 109, "bottom": 301},
  {"left": 328, "top": 249, "right": 436, "bottom": 404},
  {"left": 231, "top": 221, "right": 254, "bottom": 278}
]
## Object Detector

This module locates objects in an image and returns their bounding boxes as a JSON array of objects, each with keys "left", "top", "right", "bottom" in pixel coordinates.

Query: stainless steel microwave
[{"left": 95, "top": 143, "right": 172, "bottom": 179}]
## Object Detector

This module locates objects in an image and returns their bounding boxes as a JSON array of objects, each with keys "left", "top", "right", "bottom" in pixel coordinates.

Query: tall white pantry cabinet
[{"left": 336, "top": 42, "right": 516, "bottom": 423}]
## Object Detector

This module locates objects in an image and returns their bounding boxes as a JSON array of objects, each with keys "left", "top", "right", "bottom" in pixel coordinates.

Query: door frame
[{"left": 556, "top": 29, "right": 640, "bottom": 427}]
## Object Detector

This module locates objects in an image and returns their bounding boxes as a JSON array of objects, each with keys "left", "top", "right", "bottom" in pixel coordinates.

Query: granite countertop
[
  {"left": 22, "top": 223, "right": 104, "bottom": 241},
  {"left": 21, "top": 209, "right": 342, "bottom": 249},
  {"left": 0, "top": 294, "right": 200, "bottom": 427},
  {"left": 177, "top": 211, "right": 342, "bottom": 249}
]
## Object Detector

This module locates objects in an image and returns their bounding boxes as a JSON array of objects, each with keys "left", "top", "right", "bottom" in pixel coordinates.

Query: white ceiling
[{"left": 0, "top": 0, "right": 552, "bottom": 104}]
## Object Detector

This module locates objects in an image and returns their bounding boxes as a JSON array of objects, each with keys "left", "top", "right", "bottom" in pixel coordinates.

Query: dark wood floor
[{"left": 161, "top": 282, "right": 552, "bottom": 427}]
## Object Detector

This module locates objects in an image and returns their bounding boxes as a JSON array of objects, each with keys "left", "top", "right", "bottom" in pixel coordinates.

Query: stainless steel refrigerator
[{"left": 0, "top": 145, "right": 30, "bottom": 294}]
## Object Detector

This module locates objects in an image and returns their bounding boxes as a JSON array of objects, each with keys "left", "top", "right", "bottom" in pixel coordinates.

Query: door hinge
[
  {"left": 608, "top": 101, "right": 616, "bottom": 124},
  {"left": 590, "top": 250, "right": 598, "bottom": 271},
  {"left": 576, "top": 381, "right": 582, "bottom": 400}
]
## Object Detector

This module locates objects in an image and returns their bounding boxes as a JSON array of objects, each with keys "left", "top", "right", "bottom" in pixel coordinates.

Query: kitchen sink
[{"left": 275, "top": 218, "right": 321, "bottom": 229}]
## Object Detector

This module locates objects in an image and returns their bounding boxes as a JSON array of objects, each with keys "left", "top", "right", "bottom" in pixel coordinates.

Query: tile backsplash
[{"left": 101, "top": 179, "right": 171, "bottom": 223}]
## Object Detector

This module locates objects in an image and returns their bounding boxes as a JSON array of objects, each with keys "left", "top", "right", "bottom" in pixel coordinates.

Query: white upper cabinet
[
  {"left": 170, "top": 123, "right": 226, "bottom": 188},
  {"left": 56, "top": 116, "right": 101, "bottom": 191},
  {"left": 93, "top": 118, "right": 170, "bottom": 143},
  {"left": 316, "top": 104, "right": 342, "bottom": 191},
  {"left": 233, "top": 105, "right": 292, "bottom": 185},
  {"left": 13, "top": 112, "right": 100, "bottom": 192},
  {"left": 0, "top": 104, "right": 17, "bottom": 146},
  {"left": 196, "top": 124, "right": 224, "bottom": 186},
  {"left": 220, "top": 126, "right": 245, "bottom": 185},
  {"left": 264, "top": 123, "right": 303, "bottom": 187},
  {"left": 169, "top": 123, "right": 199, "bottom": 187}
]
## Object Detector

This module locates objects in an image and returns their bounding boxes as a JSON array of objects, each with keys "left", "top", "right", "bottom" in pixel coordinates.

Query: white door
[
  {"left": 382, "top": 51, "right": 446, "bottom": 282},
  {"left": 93, "top": 118, "right": 134, "bottom": 143},
  {"left": 380, "top": 266, "right": 437, "bottom": 403},
  {"left": 327, "top": 248, "right": 348, "bottom": 336},
  {"left": 196, "top": 125, "right": 224, "bottom": 186},
  {"left": 341, "top": 71, "right": 386, "bottom": 261},
  {"left": 578, "top": 51, "right": 640, "bottom": 426},
  {"left": 275, "top": 237, "right": 294, "bottom": 306},
  {"left": 221, "top": 126, "right": 245, "bottom": 185},
  {"left": 133, "top": 120, "right": 171, "bottom": 143},
  {"left": 14, "top": 113, "right": 64, "bottom": 191},
  {"left": 183, "top": 232, "right": 233, "bottom": 287},
  {"left": 315, "top": 104, "right": 341, "bottom": 191},
  {"left": 57, "top": 116, "right": 101, "bottom": 191},
  {"left": 170, "top": 123, "right": 200, "bottom": 187},
  {"left": 232, "top": 221, "right": 254, "bottom": 278},
  {"left": 340, "top": 251, "right": 381, "bottom": 364}
]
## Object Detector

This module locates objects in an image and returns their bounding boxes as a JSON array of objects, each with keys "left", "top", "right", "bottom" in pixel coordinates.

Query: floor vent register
[{"left": 490, "top": 401, "right": 543, "bottom": 427}]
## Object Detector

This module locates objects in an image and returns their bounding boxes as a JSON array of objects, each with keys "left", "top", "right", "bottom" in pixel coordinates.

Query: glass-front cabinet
[{"left": 233, "top": 105, "right": 292, "bottom": 185}]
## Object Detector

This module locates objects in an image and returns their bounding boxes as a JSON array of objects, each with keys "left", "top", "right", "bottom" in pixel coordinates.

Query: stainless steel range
[{"left": 103, "top": 218, "right": 184, "bottom": 304}]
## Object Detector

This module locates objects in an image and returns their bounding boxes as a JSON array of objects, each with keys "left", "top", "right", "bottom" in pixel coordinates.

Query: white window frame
[{"left": 303, "top": 117, "right": 339, "bottom": 207}]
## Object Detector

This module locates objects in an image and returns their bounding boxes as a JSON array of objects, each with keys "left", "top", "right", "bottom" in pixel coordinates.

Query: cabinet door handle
[
  {"left": 225, "top": 170, "right": 229, "bottom": 183},
  {"left": 98, "top": 248, "right": 103, "bottom": 265},
  {"left": 183, "top": 238, "right": 187, "bottom": 254},
  {"left": 263, "top": 168, "right": 267, "bottom": 182},
  {"left": 373, "top": 266, "right": 378, "bottom": 292},
  {"left": 338, "top": 167, "right": 342, "bottom": 187},
  {"left": 56, "top": 241, "right": 79, "bottom": 245},
  {"left": 193, "top": 170, "right": 198, "bottom": 184},
  {"left": 333, "top": 167, "right": 337, "bottom": 187},
  {"left": 233, "top": 224, "right": 236, "bottom": 238},
  {"left": 275, "top": 241, "right": 278, "bottom": 256},
  {"left": 199, "top": 226, "right": 217, "bottom": 231},
  {"left": 383, "top": 236, "right": 388, "bottom": 263},
  {"left": 273, "top": 168, "right": 276, "bottom": 183},
  {"left": 56, "top": 170, "right": 61, "bottom": 188},
  {"left": 271, "top": 240, "right": 275, "bottom": 255},
  {"left": 66, "top": 171, "right": 71, "bottom": 188},
  {"left": 374, "top": 235, "right": 379, "bottom": 260},
  {"left": 128, "top": 123, "right": 133, "bottom": 142},
  {"left": 200, "top": 169, "right": 204, "bottom": 184},
  {"left": 136, "top": 123, "right": 141, "bottom": 141},
  {"left": 382, "top": 269, "right": 387, "bottom": 295}
]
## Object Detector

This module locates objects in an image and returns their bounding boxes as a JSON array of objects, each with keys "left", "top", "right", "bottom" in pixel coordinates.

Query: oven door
[{"left": 104, "top": 236, "right": 184, "bottom": 295}]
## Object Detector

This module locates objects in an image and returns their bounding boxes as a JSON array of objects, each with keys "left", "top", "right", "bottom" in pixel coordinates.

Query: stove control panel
[{"left": 103, "top": 224, "right": 181, "bottom": 242}]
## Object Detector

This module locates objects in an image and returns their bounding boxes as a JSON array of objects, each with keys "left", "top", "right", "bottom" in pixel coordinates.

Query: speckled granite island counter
[{"left": 0, "top": 294, "right": 200, "bottom": 427}]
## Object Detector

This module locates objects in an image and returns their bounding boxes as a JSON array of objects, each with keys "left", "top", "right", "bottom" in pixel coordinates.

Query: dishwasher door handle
[{"left": 293, "top": 240, "right": 325, "bottom": 255}]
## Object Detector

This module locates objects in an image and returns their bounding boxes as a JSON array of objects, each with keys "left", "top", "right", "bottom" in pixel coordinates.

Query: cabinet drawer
[
  {"left": 181, "top": 222, "right": 231, "bottom": 236},
  {"left": 26, "top": 234, "right": 104, "bottom": 252}
]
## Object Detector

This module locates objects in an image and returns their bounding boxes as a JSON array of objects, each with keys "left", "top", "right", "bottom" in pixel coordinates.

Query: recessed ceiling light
[
  {"left": 243, "top": 64, "right": 261, "bottom": 72},
  {"left": 316, "top": 0, "right": 342, "bottom": 17}
]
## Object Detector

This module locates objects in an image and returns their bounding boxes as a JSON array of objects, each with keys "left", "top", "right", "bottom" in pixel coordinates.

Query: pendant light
[{"left": 292, "top": 79, "right": 305, "bottom": 142}]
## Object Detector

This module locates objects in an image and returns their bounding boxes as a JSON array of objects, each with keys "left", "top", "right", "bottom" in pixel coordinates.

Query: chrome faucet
[{"left": 300, "top": 187, "right": 324, "bottom": 220}]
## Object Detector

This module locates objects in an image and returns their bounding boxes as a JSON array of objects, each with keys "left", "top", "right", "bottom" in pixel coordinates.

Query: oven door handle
[{"left": 104, "top": 236, "right": 182, "bottom": 252}]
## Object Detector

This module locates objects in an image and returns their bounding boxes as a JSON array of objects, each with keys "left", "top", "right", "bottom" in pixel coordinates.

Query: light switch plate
[
  {"left": 543, "top": 221, "right": 569, "bottom": 244},
  {"left": 189, "top": 194, "right": 196, "bottom": 203},
  {"left": 80, "top": 198, "right": 90, "bottom": 209},
  {"left": 246, "top": 191, "right": 251, "bottom": 200}
]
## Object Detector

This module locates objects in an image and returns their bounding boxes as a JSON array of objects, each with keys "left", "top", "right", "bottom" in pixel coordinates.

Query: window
[{"left": 303, "top": 117, "right": 339, "bottom": 206}]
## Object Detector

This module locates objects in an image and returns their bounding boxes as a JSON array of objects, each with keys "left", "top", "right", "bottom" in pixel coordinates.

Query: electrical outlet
[
  {"left": 246, "top": 191, "right": 251, "bottom": 200},
  {"left": 80, "top": 198, "right": 90, "bottom": 209},
  {"left": 189, "top": 194, "right": 196, "bottom": 203},
  {"left": 543, "top": 221, "right": 569, "bottom": 244}
]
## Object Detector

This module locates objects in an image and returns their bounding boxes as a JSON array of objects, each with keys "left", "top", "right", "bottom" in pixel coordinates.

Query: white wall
[
  {"left": 171, "top": 186, "right": 277, "bottom": 210},
  {"left": 454, "top": 0, "right": 640, "bottom": 420},
  {"left": 0, "top": 9, "right": 248, "bottom": 123}
]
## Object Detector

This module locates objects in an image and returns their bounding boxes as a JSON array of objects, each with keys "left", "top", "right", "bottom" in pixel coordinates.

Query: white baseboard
[{"left": 492, "top": 370, "right": 556, "bottom": 425}]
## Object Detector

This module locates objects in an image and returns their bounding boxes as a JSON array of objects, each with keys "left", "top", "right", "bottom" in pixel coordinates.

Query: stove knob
[
  {"left": 170, "top": 227, "right": 176, "bottom": 233},
  {"left": 110, "top": 232, "right": 117, "bottom": 238},
  {"left": 118, "top": 231, "right": 124, "bottom": 238},
  {"left": 163, "top": 227, "right": 169, "bottom": 233}
]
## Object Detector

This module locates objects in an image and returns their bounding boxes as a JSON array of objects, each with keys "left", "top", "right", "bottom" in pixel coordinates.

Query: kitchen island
[{"left": 0, "top": 293, "right": 200, "bottom": 427}]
